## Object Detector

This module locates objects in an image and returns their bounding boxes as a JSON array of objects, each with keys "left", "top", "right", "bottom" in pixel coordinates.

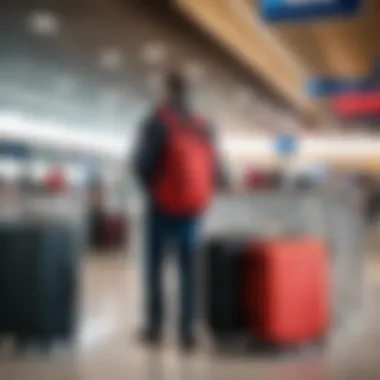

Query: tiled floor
[{"left": 1, "top": 252, "right": 380, "bottom": 380}]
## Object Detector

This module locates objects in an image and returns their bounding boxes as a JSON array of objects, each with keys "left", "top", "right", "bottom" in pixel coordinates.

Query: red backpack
[{"left": 154, "top": 107, "right": 215, "bottom": 216}]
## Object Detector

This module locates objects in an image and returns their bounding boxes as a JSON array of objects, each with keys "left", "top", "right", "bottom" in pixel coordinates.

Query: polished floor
[{"left": 1, "top": 249, "right": 380, "bottom": 380}]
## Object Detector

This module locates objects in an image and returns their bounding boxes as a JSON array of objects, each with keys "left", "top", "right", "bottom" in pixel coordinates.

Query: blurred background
[{"left": 1, "top": 0, "right": 380, "bottom": 378}]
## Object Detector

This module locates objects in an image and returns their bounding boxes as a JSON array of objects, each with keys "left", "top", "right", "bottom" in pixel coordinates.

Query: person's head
[{"left": 164, "top": 70, "right": 189, "bottom": 104}]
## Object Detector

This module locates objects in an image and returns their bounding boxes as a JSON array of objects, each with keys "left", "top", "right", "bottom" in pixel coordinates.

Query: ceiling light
[
  {"left": 141, "top": 42, "right": 166, "bottom": 65},
  {"left": 0, "top": 112, "right": 127, "bottom": 159},
  {"left": 183, "top": 61, "right": 205, "bottom": 82},
  {"left": 28, "top": 11, "right": 60, "bottom": 36},
  {"left": 99, "top": 48, "right": 124, "bottom": 71}
]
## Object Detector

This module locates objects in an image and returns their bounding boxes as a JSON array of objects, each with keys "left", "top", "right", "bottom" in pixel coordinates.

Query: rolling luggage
[
  {"left": 88, "top": 209, "right": 103, "bottom": 249},
  {"left": 0, "top": 223, "right": 78, "bottom": 348},
  {"left": 244, "top": 170, "right": 270, "bottom": 190},
  {"left": 267, "top": 171, "right": 283, "bottom": 190},
  {"left": 203, "top": 235, "right": 249, "bottom": 341},
  {"left": 243, "top": 237, "right": 330, "bottom": 347},
  {"left": 90, "top": 211, "right": 127, "bottom": 251},
  {"left": 98, "top": 213, "right": 127, "bottom": 250},
  {"left": 295, "top": 175, "right": 314, "bottom": 191},
  {"left": 0, "top": 224, "right": 21, "bottom": 336}
]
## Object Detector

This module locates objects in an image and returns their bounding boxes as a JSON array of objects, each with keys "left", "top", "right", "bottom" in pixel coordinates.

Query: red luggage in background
[
  {"left": 98, "top": 213, "right": 127, "bottom": 250},
  {"left": 243, "top": 237, "right": 330, "bottom": 346},
  {"left": 244, "top": 170, "right": 269, "bottom": 190},
  {"left": 45, "top": 169, "right": 67, "bottom": 193}
]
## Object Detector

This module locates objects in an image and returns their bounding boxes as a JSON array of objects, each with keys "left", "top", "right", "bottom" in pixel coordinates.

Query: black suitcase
[
  {"left": 0, "top": 223, "right": 21, "bottom": 337},
  {"left": 88, "top": 209, "right": 102, "bottom": 250},
  {"left": 203, "top": 235, "right": 250, "bottom": 341},
  {"left": 0, "top": 223, "right": 78, "bottom": 348},
  {"left": 295, "top": 175, "right": 314, "bottom": 190}
]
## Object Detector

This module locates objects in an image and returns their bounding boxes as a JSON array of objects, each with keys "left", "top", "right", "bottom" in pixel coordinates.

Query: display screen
[{"left": 260, "top": 0, "right": 361, "bottom": 23}]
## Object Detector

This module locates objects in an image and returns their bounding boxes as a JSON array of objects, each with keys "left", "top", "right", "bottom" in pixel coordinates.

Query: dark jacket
[{"left": 133, "top": 104, "right": 228, "bottom": 195}]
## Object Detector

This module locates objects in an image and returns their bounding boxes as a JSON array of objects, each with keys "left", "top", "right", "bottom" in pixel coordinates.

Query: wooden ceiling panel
[
  {"left": 250, "top": 0, "right": 380, "bottom": 78},
  {"left": 176, "top": 0, "right": 380, "bottom": 128},
  {"left": 174, "top": 0, "right": 314, "bottom": 112}
]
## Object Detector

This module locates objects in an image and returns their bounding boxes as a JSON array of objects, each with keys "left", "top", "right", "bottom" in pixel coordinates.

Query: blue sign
[
  {"left": 0, "top": 141, "right": 32, "bottom": 160},
  {"left": 274, "top": 133, "right": 299, "bottom": 157},
  {"left": 307, "top": 58, "right": 380, "bottom": 97},
  {"left": 307, "top": 76, "right": 375, "bottom": 97},
  {"left": 260, "top": 0, "right": 361, "bottom": 23}
]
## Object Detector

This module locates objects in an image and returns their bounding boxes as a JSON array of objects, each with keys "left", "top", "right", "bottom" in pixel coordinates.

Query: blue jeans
[{"left": 144, "top": 204, "right": 201, "bottom": 336}]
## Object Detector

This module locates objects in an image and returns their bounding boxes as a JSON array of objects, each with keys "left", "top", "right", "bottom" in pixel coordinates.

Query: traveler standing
[{"left": 133, "top": 70, "right": 227, "bottom": 351}]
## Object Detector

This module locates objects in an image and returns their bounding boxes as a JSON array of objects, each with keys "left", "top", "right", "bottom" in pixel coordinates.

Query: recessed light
[
  {"left": 141, "top": 42, "right": 166, "bottom": 65},
  {"left": 99, "top": 48, "right": 124, "bottom": 71},
  {"left": 183, "top": 61, "right": 205, "bottom": 82},
  {"left": 28, "top": 11, "right": 60, "bottom": 36}
]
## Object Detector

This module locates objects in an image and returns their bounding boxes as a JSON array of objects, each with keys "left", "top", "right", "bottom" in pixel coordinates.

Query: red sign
[{"left": 332, "top": 92, "right": 380, "bottom": 119}]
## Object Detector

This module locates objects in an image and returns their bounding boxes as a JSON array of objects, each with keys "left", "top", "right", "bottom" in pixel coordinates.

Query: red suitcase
[
  {"left": 99, "top": 213, "right": 127, "bottom": 250},
  {"left": 244, "top": 170, "right": 269, "bottom": 190},
  {"left": 243, "top": 237, "right": 330, "bottom": 346}
]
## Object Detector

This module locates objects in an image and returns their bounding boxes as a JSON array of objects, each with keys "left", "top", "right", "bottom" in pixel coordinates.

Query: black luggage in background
[
  {"left": 268, "top": 170, "right": 283, "bottom": 190},
  {"left": 88, "top": 209, "right": 102, "bottom": 249},
  {"left": 295, "top": 174, "right": 315, "bottom": 191},
  {"left": 88, "top": 209, "right": 128, "bottom": 252},
  {"left": 0, "top": 224, "right": 20, "bottom": 337},
  {"left": 203, "top": 235, "right": 249, "bottom": 341},
  {"left": 0, "top": 223, "right": 79, "bottom": 348}
]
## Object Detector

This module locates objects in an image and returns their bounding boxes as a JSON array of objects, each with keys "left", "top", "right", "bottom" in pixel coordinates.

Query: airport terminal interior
[{"left": 2, "top": 0, "right": 380, "bottom": 379}]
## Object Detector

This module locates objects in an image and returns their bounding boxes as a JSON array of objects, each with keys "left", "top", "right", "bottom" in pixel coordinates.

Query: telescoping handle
[
  {"left": 274, "top": 133, "right": 302, "bottom": 236},
  {"left": 277, "top": 155, "right": 304, "bottom": 237}
]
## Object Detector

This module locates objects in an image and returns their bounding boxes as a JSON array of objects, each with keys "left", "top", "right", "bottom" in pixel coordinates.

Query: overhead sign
[
  {"left": 0, "top": 141, "right": 32, "bottom": 160},
  {"left": 333, "top": 91, "right": 380, "bottom": 119},
  {"left": 274, "top": 133, "right": 299, "bottom": 158},
  {"left": 307, "top": 76, "right": 374, "bottom": 97},
  {"left": 307, "top": 59, "right": 380, "bottom": 97},
  {"left": 260, "top": 0, "right": 361, "bottom": 23}
]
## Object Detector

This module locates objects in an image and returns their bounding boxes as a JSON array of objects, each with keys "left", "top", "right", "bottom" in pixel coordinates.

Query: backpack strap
[
  {"left": 158, "top": 106, "right": 181, "bottom": 133},
  {"left": 159, "top": 106, "right": 205, "bottom": 133}
]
